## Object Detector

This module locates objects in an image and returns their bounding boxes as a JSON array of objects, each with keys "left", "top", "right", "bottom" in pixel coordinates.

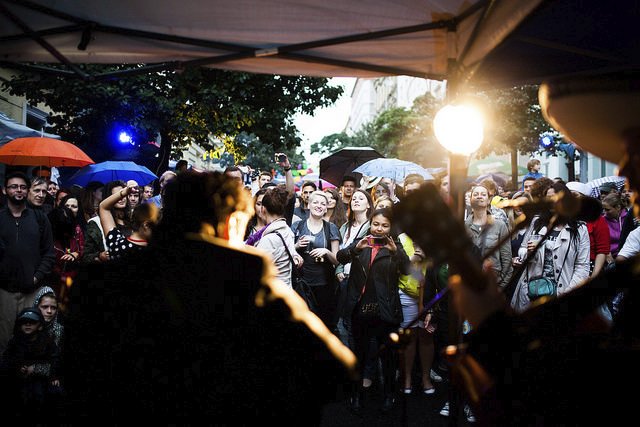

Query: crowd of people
[{"left": 0, "top": 150, "right": 637, "bottom": 423}]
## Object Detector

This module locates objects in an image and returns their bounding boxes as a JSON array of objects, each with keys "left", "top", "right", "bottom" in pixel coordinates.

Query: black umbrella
[{"left": 319, "top": 147, "right": 384, "bottom": 186}]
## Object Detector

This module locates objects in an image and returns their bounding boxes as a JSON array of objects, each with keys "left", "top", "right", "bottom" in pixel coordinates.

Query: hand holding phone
[{"left": 368, "top": 236, "right": 387, "bottom": 247}]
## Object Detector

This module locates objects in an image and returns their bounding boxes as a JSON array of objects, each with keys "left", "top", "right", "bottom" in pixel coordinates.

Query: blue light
[
  {"left": 540, "top": 134, "right": 554, "bottom": 148},
  {"left": 118, "top": 131, "right": 132, "bottom": 144}
]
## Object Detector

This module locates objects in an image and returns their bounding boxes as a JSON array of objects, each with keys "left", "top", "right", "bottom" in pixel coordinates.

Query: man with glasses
[{"left": 0, "top": 171, "right": 55, "bottom": 355}]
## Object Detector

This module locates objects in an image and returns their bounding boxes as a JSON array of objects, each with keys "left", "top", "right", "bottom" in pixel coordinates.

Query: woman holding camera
[{"left": 337, "top": 207, "right": 410, "bottom": 413}]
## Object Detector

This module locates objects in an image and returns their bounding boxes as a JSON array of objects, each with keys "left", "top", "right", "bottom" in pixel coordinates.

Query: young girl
[
  {"left": 33, "top": 286, "right": 64, "bottom": 350},
  {"left": 0, "top": 308, "right": 60, "bottom": 414},
  {"left": 337, "top": 207, "right": 410, "bottom": 413}
]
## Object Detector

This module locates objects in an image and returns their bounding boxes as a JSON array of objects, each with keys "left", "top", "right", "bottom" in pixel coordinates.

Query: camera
[
  {"left": 368, "top": 236, "right": 387, "bottom": 247},
  {"left": 275, "top": 153, "right": 287, "bottom": 163}
]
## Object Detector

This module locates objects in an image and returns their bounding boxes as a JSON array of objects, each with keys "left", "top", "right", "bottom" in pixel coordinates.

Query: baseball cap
[
  {"left": 566, "top": 181, "right": 592, "bottom": 197},
  {"left": 17, "top": 308, "right": 43, "bottom": 324}
]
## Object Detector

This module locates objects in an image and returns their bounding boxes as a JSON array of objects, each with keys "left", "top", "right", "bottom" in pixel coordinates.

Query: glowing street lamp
[
  {"left": 433, "top": 102, "right": 485, "bottom": 219},
  {"left": 434, "top": 104, "right": 484, "bottom": 155}
]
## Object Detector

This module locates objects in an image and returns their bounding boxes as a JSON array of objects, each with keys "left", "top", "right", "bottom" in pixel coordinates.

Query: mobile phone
[
  {"left": 369, "top": 236, "right": 386, "bottom": 246},
  {"left": 275, "top": 153, "right": 287, "bottom": 163}
]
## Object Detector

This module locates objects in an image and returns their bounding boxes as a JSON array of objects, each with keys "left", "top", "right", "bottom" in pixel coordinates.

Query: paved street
[{"left": 321, "top": 377, "right": 475, "bottom": 427}]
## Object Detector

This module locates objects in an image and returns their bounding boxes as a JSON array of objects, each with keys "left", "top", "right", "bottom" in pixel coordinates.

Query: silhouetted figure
[{"left": 65, "top": 171, "right": 355, "bottom": 422}]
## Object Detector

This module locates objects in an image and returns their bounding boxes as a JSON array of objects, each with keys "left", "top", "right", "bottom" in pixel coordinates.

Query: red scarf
[{"left": 369, "top": 246, "right": 380, "bottom": 267}]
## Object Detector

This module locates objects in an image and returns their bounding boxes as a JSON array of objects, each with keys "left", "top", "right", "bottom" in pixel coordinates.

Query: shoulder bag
[
  {"left": 526, "top": 240, "right": 570, "bottom": 300},
  {"left": 274, "top": 231, "right": 317, "bottom": 311}
]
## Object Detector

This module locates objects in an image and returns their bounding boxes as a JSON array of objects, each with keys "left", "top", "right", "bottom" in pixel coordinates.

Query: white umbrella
[{"left": 353, "top": 158, "right": 433, "bottom": 182}]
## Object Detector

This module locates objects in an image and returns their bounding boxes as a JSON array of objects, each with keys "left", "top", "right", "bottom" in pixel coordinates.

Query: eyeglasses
[{"left": 7, "top": 184, "right": 28, "bottom": 191}]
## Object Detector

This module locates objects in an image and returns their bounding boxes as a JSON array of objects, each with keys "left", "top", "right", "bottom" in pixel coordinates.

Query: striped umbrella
[{"left": 586, "top": 176, "right": 627, "bottom": 198}]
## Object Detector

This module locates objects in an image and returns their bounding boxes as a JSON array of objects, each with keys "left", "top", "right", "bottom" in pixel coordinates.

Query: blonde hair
[{"left": 308, "top": 190, "right": 329, "bottom": 204}]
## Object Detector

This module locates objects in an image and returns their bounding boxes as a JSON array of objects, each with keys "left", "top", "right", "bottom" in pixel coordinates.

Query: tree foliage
[
  {"left": 476, "top": 85, "right": 554, "bottom": 157},
  {"left": 2, "top": 65, "right": 342, "bottom": 173},
  {"left": 309, "top": 84, "right": 554, "bottom": 172}
]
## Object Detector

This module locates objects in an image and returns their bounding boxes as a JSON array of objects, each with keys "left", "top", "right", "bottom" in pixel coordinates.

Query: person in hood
[{"left": 33, "top": 286, "right": 64, "bottom": 349}]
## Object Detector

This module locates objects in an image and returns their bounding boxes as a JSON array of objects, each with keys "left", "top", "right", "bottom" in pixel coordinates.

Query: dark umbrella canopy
[{"left": 319, "top": 147, "right": 384, "bottom": 186}]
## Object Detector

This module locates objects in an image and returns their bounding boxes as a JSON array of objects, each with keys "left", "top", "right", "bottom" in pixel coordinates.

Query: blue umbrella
[
  {"left": 353, "top": 158, "right": 433, "bottom": 182},
  {"left": 65, "top": 160, "right": 158, "bottom": 187}
]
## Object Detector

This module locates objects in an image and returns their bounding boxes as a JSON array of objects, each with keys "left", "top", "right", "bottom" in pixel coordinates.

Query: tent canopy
[
  {"left": 2, "top": 0, "right": 634, "bottom": 88},
  {"left": 0, "top": 111, "right": 60, "bottom": 145}
]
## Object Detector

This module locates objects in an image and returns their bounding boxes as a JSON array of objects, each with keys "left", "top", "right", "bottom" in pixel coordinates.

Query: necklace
[{"left": 127, "top": 236, "right": 147, "bottom": 243}]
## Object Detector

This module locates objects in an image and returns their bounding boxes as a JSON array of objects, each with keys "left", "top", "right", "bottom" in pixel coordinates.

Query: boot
[
  {"left": 349, "top": 390, "right": 363, "bottom": 414},
  {"left": 381, "top": 393, "right": 395, "bottom": 413}
]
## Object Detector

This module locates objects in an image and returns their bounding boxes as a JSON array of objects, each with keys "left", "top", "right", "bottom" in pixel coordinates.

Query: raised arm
[{"left": 99, "top": 183, "right": 136, "bottom": 236}]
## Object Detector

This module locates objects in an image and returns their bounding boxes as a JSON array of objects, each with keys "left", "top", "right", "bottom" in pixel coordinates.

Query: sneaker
[
  {"left": 430, "top": 369, "right": 443, "bottom": 382},
  {"left": 464, "top": 405, "right": 476, "bottom": 423},
  {"left": 439, "top": 401, "right": 449, "bottom": 416}
]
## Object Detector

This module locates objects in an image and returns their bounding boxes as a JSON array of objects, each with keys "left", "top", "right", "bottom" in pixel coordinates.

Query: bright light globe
[{"left": 434, "top": 104, "right": 484, "bottom": 155}]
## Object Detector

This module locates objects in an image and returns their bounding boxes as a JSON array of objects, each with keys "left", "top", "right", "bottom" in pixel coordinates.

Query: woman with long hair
[
  {"left": 334, "top": 189, "right": 373, "bottom": 349},
  {"left": 244, "top": 187, "right": 269, "bottom": 245},
  {"left": 79, "top": 181, "right": 104, "bottom": 223},
  {"left": 511, "top": 181, "right": 590, "bottom": 312},
  {"left": 99, "top": 182, "right": 159, "bottom": 260},
  {"left": 337, "top": 207, "right": 410, "bottom": 413},
  {"left": 323, "top": 187, "right": 347, "bottom": 228},
  {"left": 47, "top": 204, "right": 84, "bottom": 307}
]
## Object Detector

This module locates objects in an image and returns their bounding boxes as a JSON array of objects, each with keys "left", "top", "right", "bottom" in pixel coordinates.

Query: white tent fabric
[
  {"left": 0, "top": 1, "right": 637, "bottom": 88},
  {"left": 0, "top": 111, "right": 60, "bottom": 145},
  {"left": 0, "top": 0, "right": 543, "bottom": 83}
]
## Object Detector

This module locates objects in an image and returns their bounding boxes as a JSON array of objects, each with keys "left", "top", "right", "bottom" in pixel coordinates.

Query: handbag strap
[
  {"left": 526, "top": 228, "right": 572, "bottom": 282},
  {"left": 274, "top": 231, "right": 296, "bottom": 269},
  {"left": 322, "top": 219, "right": 331, "bottom": 249}
]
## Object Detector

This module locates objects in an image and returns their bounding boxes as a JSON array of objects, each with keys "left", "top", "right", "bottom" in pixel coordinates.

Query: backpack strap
[{"left": 322, "top": 219, "right": 331, "bottom": 249}]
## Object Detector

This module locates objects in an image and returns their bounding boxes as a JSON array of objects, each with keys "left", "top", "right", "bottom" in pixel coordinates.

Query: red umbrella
[{"left": 0, "top": 136, "right": 94, "bottom": 167}]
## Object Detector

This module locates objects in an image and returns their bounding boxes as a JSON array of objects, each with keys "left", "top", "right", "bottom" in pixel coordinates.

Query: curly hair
[
  {"left": 530, "top": 177, "right": 555, "bottom": 200},
  {"left": 158, "top": 171, "right": 254, "bottom": 237}
]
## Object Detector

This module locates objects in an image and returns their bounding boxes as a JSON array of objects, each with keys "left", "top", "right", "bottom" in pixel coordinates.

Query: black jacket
[
  {"left": 0, "top": 207, "right": 55, "bottom": 292},
  {"left": 337, "top": 238, "right": 410, "bottom": 324},
  {"left": 65, "top": 232, "right": 355, "bottom": 421}
]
